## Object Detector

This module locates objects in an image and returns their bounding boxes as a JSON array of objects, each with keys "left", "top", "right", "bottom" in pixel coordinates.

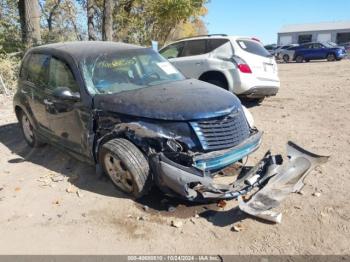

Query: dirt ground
[{"left": 0, "top": 60, "right": 349, "bottom": 255}]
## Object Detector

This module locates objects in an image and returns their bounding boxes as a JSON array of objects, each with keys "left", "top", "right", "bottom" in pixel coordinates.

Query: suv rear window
[
  {"left": 182, "top": 40, "right": 206, "bottom": 56},
  {"left": 237, "top": 39, "right": 271, "bottom": 57}
]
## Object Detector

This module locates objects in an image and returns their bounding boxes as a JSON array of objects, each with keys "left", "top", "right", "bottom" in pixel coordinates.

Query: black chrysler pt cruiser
[{"left": 13, "top": 41, "right": 262, "bottom": 201}]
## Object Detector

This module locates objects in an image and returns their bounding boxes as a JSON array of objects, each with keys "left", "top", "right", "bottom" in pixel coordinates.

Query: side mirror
[{"left": 52, "top": 86, "right": 80, "bottom": 101}]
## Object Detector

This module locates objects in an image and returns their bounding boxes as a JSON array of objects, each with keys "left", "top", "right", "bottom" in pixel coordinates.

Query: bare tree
[
  {"left": 102, "top": 0, "right": 114, "bottom": 41},
  {"left": 18, "top": 0, "right": 42, "bottom": 48},
  {"left": 87, "top": 0, "right": 97, "bottom": 40}
]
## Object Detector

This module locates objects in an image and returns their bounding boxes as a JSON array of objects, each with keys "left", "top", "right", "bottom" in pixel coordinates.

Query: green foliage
[
  {"left": 113, "top": 0, "right": 207, "bottom": 46},
  {"left": 0, "top": 0, "right": 23, "bottom": 53},
  {"left": 0, "top": 53, "right": 20, "bottom": 93}
]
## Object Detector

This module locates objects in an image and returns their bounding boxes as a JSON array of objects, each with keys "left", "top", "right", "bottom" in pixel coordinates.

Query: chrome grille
[{"left": 191, "top": 109, "right": 250, "bottom": 151}]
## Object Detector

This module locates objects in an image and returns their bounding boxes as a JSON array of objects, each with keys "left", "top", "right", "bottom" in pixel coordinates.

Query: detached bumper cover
[{"left": 152, "top": 140, "right": 328, "bottom": 205}]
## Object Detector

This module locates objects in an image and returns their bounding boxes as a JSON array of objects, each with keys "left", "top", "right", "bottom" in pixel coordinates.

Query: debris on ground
[
  {"left": 217, "top": 200, "right": 227, "bottom": 208},
  {"left": 52, "top": 199, "right": 60, "bottom": 205},
  {"left": 76, "top": 190, "right": 83, "bottom": 198},
  {"left": 312, "top": 192, "right": 321, "bottom": 197},
  {"left": 136, "top": 216, "right": 145, "bottom": 221},
  {"left": 143, "top": 205, "right": 149, "bottom": 212},
  {"left": 51, "top": 174, "right": 64, "bottom": 182},
  {"left": 189, "top": 218, "right": 196, "bottom": 224},
  {"left": 167, "top": 206, "right": 176, "bottom": 212},
  {"left": 231, "top": 223, "right": 245, "bottom": 232},
  {"left": 14, "top": 187, "right": 21, "bottom": 192},
  {"left": 171, "top": 220, "right": 183, "bottom": 228},
  {"left": 66, "top": 184, "right": 78, "bottom": 194},
  {"left": 237, "top": 142, "right": 328, "bottom": 224}
]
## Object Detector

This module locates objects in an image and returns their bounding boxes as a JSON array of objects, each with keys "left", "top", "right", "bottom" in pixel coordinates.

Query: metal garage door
[
  {"left": 317, "top": 33, "right": 331, "bottom": 42},
  {"left": 279, "top": 35, "right": 292, "bottom": 45}
]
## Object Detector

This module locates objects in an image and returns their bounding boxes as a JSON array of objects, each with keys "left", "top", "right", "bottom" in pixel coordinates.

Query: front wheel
[
  {"left": 296, "top": 56, "right": 304, "bottom": 63},
  {"left": 327, "top": 53, "right": 336, "bottom": 61},
  {"left": 283, "top": 54, "right": 289, "bottom": 63},
  {"left": 99, "top": 138, "right": 151, "bottom": 198},
  {"left": 19, "top": 111, "right": 45, "bottom": 147}
]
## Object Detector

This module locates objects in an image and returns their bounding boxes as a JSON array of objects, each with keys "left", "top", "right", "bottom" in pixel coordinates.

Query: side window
[
  {"left": 160, "top": 42, "right": 184, "bottom": 59},
  {"left": 313, "top": 43, "right": 323, "bottom": 49},
  {"left": 182, "top": 40, "right": 207, "bottom": 57},
  {"left": 49, "top": 57, "right": 79, "bottom": 93},
  {"left": 27, "top": 53, "right": 50, "bottom": 88},
  {"left": 207, "top": 39, "right": 229, "bottom": 52}
]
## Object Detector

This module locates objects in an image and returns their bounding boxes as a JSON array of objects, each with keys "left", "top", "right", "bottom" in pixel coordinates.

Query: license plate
[{"left": 263, "top": 63, "right": 274, "bottom": 73}]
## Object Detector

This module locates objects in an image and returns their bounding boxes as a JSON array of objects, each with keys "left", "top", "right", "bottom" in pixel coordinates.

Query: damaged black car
[{"left": 14, "top": 42, "right": 326, "bottom": 209}]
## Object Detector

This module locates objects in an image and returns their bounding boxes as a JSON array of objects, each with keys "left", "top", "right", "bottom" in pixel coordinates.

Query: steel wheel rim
[
  {"left": 22, "top": 114, "right": 34, "bottom": 143},
  {"left": 104, "top": 153, "right": 134, "bottom": 193}
]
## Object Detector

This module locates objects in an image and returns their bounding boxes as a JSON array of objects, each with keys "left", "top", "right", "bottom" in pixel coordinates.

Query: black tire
[
  {"left": 296, "top": 55, "right": 304, "bottom": 63},
  {"left": 282, "top": 54, "right": 289, "bottom": 63},
  {"left": 19, "top": 110, "right": 45, "bottom": 147},
  {"left": 305, "top": 59, "right": 310, "bottom": 62},
  {"left": 205, "top": 79, "right": 227, "bottom": 89},
  {"left": 99, "top": 138, "right": 151, "bottom": 198},
  {"left": 327, "top": 53, "right": 336, "bottom": 61}
]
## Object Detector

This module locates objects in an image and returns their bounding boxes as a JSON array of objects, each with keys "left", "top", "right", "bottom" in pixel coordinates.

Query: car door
[
  {"left": 170, "top": 39, "right": 208, "bottom": 79},
  {"left": 312, "top": 43, "right": 327, "bottom": 59},
  {"left": 45, "top": 56, "right": 86, "bottom": 155},
  {"left": 24, "top": 53, "right": 51, "bottom": 136}
]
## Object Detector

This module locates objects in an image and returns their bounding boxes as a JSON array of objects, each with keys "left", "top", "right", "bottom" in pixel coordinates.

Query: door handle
[{"left": 43, "top": 99, "right": 53, "bottom": 105}]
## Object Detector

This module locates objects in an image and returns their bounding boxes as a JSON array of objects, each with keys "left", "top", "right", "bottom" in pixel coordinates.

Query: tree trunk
[
  {"left": 18, "top": 0, "right": 42, "bottom": 48},
  {"left": 102, "top": 0, "right": 114, "bottom": 41},
  {"left": 87, "top": 0, "right": 97, "bottom": 40}
]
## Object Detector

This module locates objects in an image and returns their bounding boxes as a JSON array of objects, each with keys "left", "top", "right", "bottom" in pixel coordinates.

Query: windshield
[{"left": 81, "top": 49, "right": 185, "bottom": 95}]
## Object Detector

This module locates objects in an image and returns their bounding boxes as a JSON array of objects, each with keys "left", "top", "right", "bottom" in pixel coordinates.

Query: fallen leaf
[
  {"left": 14, "top": 187, "right": 21, "bottom": 192},
  {"left": 217, "top": 200, "right": 227, "bottom": 208},
  {"left": 171, "top": 220, "right": 183, "bottom": 228},
  {"left": 231, "top": 223, "right": 245, "bottom": 232}
]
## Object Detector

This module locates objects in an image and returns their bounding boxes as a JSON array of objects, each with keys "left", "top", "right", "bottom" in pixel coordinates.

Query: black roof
[{"left": 29, "top": 41, "right": 144, "bottom": 60}]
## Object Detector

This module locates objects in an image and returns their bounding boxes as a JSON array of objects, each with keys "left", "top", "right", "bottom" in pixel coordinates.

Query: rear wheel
[
  {"left": 282, "top": 54, "right": 289, "bottom": 63},
  {"left": 296, "top": 55, "right": 304, "bottom": 63},
  {"left": 327, "top": 53, "right": 336, "bottom": 61},
  {"left": 205, "top": 79, "right": 227, "bottom": 89},
  {"left": 19, "top": 111, "right": 45, "bottom": 147},
  {"left": 99, "top": 138, "right": 151, "bottom": 198}
]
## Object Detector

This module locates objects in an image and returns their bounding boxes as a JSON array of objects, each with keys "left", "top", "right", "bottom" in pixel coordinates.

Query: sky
[{"left": 204, "top": 0, "right": 350, "bottom": 44}]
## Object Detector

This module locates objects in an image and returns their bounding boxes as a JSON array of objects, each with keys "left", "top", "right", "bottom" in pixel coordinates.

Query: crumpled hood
[{"left": 93, "top": 79, "right": 241, "bottom": 121}]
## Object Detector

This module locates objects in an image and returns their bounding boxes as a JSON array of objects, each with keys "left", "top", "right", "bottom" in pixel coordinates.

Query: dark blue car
[{"left": 292, "top": 42, "right": 347, "bottom": 63}]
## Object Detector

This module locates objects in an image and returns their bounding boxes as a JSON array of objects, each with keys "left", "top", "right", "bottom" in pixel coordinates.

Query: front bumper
[
  {"left": 152, "top": 132, "right": 263, "bottom": 201},
  {"left": 152, "top": 137, "right": 328, "bottom": 205}
]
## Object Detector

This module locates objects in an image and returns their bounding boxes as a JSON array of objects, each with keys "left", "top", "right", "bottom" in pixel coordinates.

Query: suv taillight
[{"left": 232, "top": 56, "right": 252, "bottom": 74}]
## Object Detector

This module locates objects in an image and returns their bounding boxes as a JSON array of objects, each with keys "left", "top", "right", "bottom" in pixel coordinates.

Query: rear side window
[
  {"left": 49, "top": 57, "right": 79, "bottom": 93},
  {"left": 27, "top": 53, "right": 50, "bottom": 88},
  {"left": 160, "top": 42, "right": 184, "bottom": 59},
  {"left": 182, "top": 40, "right": 207, "bottom": 56},
  {"left": 237, "top": 39, "right": 271, "bottom": 57},
  {"left": 207, "top": 39, "right": 229, "bottom": 52}
]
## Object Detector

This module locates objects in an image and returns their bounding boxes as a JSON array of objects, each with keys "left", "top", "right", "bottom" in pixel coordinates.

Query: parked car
[
  {"left": 14, "top": 41, "right": 264, "bottom": 201},
  {"left": 293, "top": 42, "right": 347, "bottom": 63},
  {"left": 264, "top": 44, "right": 278, "bottom": 55},
  {"left": 274, "top": 44, "right": 297, "bottom": 59},
  {"left": 277, "top": 45, "right": 299, "bottom": 63},
  {"left": 159, "top": 35, "right": 280, "bottom": 103}
]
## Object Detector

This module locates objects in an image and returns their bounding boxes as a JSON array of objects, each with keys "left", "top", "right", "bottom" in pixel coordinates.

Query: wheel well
[
  {"left": 199, "top": 71, "right": 228, "bottom": 90},
  {"left": 14, "top": 106, "right": 23, "bottom": 121}
]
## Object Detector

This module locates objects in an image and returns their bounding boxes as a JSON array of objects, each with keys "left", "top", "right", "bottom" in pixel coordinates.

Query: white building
[{"left": 278, "top": 21, "right": 350, "bottom": 45}]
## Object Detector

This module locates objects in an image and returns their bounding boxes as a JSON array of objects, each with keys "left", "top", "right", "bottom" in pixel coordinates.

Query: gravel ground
[{"left": 0, "top": 60, "right": 349, "bottom": 254}]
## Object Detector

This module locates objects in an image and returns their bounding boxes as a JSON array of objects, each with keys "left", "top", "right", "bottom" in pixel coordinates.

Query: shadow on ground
[{"left": 0, "top": 122, "right": 256, "bottom": 224}]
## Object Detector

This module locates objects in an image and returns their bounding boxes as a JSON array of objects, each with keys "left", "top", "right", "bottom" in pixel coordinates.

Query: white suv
[{"left": 159, "top": 35, "right": 280, "bottom": 102}]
